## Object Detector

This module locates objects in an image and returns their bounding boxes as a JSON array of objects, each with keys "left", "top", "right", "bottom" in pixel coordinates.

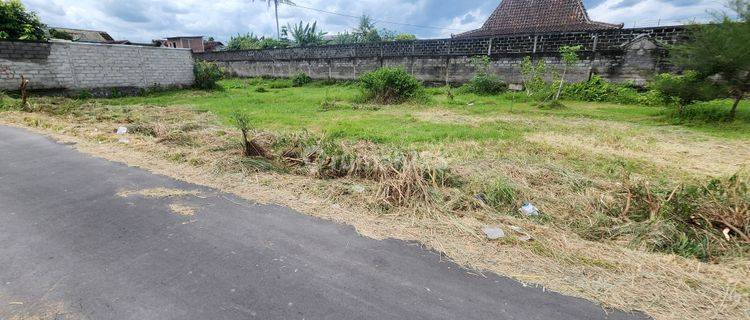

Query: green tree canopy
[
  {"left": 670, "top": 0, "right": 750, "bottom": 120},
  {"left": 0, "top": 0, "right": 47, "bottom": 41},
  {"left": 226, "top": 33, "right": 289, "bottom": 50},
  {"left": 285, "top": 21, "right": 326, "bottom": 46}
]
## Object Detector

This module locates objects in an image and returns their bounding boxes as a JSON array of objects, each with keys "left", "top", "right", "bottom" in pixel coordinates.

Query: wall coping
[
  {"left": 0, "top": 39, "right": 191, "bottom": 52},
  {"left": 196, "top": 25, "right": 687, "bottom": 56}
]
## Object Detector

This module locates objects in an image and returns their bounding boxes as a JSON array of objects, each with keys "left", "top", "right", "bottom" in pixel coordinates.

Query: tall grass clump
[
  {"left": 0, "top": 91, "right": 13, "bottom": 110},
  {"left": 580, "top": 172, "right": 749, "bottom": 262},
  {"left": 359, "top": 67, "right": 424, "bottom": 104},
  {"left": 193, "top": 60, "right": 224, "bottom": 90}
]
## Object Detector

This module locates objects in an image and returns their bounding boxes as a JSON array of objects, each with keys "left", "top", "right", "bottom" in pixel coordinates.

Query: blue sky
[{"left": 21, "top": 0, "right": 725, "bottom": 42}]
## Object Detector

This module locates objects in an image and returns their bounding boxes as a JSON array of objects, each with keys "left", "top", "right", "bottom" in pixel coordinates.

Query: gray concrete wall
[
  {"left": 0, "top": 40, "right": 194, "bottom": 92},
  {"left": 197, "top": 26, "right": 685, "bottom": 86}
]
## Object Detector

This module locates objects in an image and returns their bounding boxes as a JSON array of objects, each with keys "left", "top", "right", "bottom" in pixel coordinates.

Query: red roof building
[{"left": 457, "top": 0, "right": 622, "bottom": 37}]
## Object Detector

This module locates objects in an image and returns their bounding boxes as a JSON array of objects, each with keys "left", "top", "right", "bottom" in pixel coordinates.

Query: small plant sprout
[
  {"left": 230, "top": 109, "right": 268, "bottom": 158},
  {"left": 555, "top": 45, "right": 582, "bottom": 100}
]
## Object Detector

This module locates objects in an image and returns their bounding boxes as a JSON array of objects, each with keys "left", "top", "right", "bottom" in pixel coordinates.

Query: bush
[
  {"left": 649, "top": 71, "right": 726, "bottom": 107},
  {"left": 193, "top": 60, "right": 224, "bottom": 90},
  {"left": 460, "top": 56, "right": 507, "bottom": 95},
  {"left": 461, "top": 74, "right": 507, "bottom": 95},
  {"left": 665, "top": 99, "right": 750, "bottom": 123},
  {"left": 562, "top": 75, "right": 643, "bottom": 104},
  {"left": 359, "top": 67, "right": 424, "bottom": 104},
  {"left": 291, "top": 72, "right": 312, "bottom": 87}
]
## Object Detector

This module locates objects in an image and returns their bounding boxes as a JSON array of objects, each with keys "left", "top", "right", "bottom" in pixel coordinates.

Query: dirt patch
[
  {"left": 117, "top": 187, "right": 202, "bottom": 199},
  {"left": 530, "top": 131, "right": 749, "bottom": 177},
  {"left": 169, "top": 203, "right": 196, "bottom": 217}
]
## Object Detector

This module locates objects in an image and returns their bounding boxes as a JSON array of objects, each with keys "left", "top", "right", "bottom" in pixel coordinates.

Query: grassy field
[
  {"left": 1, "top": 78, "right": 748, "bottom": 319},
  {"left": 105, "top": 78, "right": 750, "bottom": 142}
]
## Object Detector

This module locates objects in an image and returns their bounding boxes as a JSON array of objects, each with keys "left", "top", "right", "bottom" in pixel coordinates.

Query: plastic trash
[
  {"left": 116, "top": 126, "right": 128, "bottom": 135},
  {"left": 519, "top": 202, "right": 539, "bottom": 216},
  {"left": 482, "top": 226, "right": 505, "bottom": 240}
]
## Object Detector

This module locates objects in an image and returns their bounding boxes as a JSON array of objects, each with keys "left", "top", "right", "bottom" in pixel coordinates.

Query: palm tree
[{"left": 252, "top": 0, "right": 295, "bottom": 40}]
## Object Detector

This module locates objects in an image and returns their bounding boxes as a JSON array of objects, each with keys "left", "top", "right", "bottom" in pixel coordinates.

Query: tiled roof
[
  {"left": 456, "top": 0, "right": 622, "bottom": 37},
  {"left": 50, "top": 27, "right": 115, "bottom": 43}
]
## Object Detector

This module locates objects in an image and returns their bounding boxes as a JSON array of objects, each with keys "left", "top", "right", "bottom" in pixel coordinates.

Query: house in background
[
  {"left": 203, "top": 40, "right": 225, "bottom": 52},
  {"left": 163, "top": 36, "right": 206, "bottom": 53},
  {"left": 49, "top": 27, "right": 115, "bottom": 43},
  {"left": 456, "top": 0, "right": 623, "bottom": 37}
]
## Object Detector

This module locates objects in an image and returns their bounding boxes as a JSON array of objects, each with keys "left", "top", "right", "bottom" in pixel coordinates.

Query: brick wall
[
  {"left": 0, "top": 40, "right": 195, "bottom": 92},
  {"left": 197, "top": 26, "right": 687, "bottom": 85}
]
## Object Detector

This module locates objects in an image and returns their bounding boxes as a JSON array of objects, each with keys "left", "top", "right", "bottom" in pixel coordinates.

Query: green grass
[{"left": 97, "top": 78, "right": 750, "bottom": 142}]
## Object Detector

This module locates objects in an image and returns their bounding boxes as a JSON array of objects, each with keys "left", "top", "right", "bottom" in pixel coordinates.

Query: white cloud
[{"left": 589, "top": 0, "right": 719, "bottom": 27}]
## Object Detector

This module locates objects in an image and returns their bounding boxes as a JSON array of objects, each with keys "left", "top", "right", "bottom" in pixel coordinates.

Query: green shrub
[
  {"left": 461, "top": 74, "right": 508, "bottom": 95},
  {"left": 664, "top": 99, "right": 750, "bottom": 123},
  {"left": 359, "top": 67, "right": 424, "bottom": 104},
  {"left": 562, "top": 75, "right": 643, "bottom": 104},
  {"left": 649, "top": 71, "right": 726, "bottom": 107},
  {"left": 460, "top": 56, "right": 507, "bottom": 95},
  {"left": 254, "top": 86, "right": 268, "bottom": 93},
  {"left": 193, "top": 60, "right": 224, "bottom": 90},
  {"left": 291, "top": 72, "right": 312, "bottom": 87}
]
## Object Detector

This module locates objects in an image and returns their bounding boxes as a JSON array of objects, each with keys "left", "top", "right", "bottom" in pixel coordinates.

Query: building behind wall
[{"left": 164, "top": 36, "right": 206, "bottom": 53}]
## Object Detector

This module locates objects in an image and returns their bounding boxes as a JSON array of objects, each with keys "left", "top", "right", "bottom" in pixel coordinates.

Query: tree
[
  {"left": 649, "top": 71, "right": 724, "bottom": 116},
  {"left": 0, "top": 0, "right": 47, "bottom": 41},
  {"left": 331, "top": 31, "right": 357, "bottom": 45},
  {"left": 286, "top": 21, "right": 326, "bottom": 46},
  {"left": 252, "top": 0, "right": 295, "bottom": 40},
  {"left": 226, "top": 32, "right": 288, "bottom": 50},
  {"left": 354, "top": 15, "right": 381, "bottom": 43},
  {"left": 555, "top": 45, "right": 582, "bottom": 100},
  {"left": 670, "top": 0, "right": 750, "bottom": 120}
]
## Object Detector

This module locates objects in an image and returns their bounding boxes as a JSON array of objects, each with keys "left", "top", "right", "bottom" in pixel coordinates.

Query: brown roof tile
[{"left": 456, "top": 0, "right": 622, "bottom": 37}]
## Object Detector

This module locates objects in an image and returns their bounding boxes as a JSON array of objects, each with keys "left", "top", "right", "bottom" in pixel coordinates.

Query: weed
[
  {"left": 194, "top": 60, "right": 224, "bottom": 90},
  {"left": 359, "top": 67, "right": 424, "bottom": 104},
  {"left": 291, "top": 72, "right": 313, "bottom": 87},
  {"left": 537, "top": 100, "right": 567, "bottom": 110},
  {"left": 269, "top": 80, "right": 292, "bottom": 89},
  {"left": 479, "top": 177, "right": 518, "bottom": 212}
]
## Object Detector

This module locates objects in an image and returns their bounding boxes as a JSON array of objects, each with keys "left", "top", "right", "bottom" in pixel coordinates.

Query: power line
[{"left": 286, "top": 3, "right": 465, "bottom": 32}]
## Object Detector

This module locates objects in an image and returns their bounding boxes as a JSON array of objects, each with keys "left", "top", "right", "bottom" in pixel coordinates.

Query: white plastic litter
[
  {"left": 482, "top": 226, "right": 505, "bottom": 240},
  {"left": 116, "top": 126, "right": 128, "bottom": 135},
  {"left": 519, "top": 202, "right": 540, "bottom": 216}
]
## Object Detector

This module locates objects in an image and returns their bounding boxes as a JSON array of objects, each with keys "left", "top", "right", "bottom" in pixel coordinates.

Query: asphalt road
[{"left": 0, "top": 125, "right": 649, "bottom": 320}]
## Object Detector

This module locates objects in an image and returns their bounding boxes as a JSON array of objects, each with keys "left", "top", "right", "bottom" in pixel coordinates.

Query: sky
[{"left": 21, "top": 0, "right": 727, "bottom": 43}]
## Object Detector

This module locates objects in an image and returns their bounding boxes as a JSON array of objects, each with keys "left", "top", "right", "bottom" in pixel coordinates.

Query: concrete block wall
[
  {"left": 0, "top": 40, "right": 194, "bottom": 92},
  {"left": 197, "top": 26, "right": 687, "bottom": 86}
]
